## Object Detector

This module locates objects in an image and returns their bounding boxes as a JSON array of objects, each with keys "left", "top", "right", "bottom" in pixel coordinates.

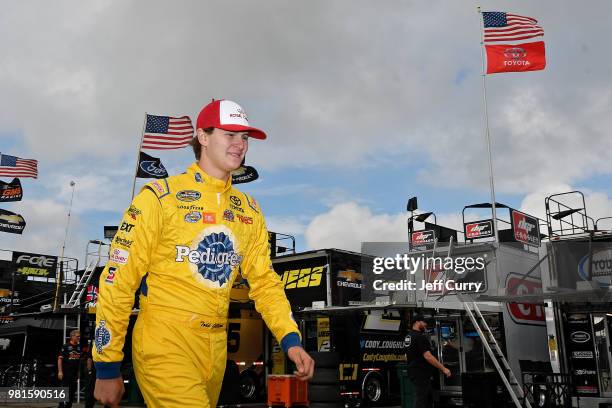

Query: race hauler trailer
[
  {"left": 268, "top": 248, "right": 406, "bottom": 407},
  {"left": 528, "top": 191, "right": 612, "bottom": 408},
  {"left": 264, "top": 232, "right": 551, "bottom": 408}
]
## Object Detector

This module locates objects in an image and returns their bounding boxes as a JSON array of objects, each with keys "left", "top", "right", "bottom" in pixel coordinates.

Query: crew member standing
[
  {"left": 93, "top": 99, "right": 314, "bottom": 408},
  {"left": 57, "top": 330, "right": 82, "bottom": 408},
  {"left": 404, "top": 315, "right": 451, "bottom": 408}
]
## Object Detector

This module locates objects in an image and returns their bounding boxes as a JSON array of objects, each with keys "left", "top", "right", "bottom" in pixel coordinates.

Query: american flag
[
  {"left": 141, "top": 114, "right": 194, "bottom": 150},
  {"left": 0, "top": 154, "right": 38, "bottom": 179},
  {"left": 482, "top": 12, "right": 544, "bottom": 44}
]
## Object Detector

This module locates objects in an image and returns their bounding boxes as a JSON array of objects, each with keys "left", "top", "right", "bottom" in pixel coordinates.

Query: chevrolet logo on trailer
[{"left": 337, "top": 270, "right": 363, "bottom": 289}]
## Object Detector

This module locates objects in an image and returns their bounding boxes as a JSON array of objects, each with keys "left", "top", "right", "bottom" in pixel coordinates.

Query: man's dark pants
[
  {"left": 409, "top": 375, "right": 433, "bottom": 408},
  {"left": 58, "top": 372, "right": 78, "bottom": 408}
]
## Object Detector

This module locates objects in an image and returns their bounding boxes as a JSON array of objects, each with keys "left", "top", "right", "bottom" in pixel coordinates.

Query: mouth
[{"left": 228, "top": 152, "right": 243, "bottom": 160}]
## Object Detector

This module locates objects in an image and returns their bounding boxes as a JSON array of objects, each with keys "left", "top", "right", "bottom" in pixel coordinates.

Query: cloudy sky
[{"left": 1, "top": 1, "right": 611, "bottom": 266}]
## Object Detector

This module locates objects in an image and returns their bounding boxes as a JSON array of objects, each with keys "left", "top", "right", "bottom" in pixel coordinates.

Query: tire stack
[{"left": 308, "top": 352, "right": 343, "bottom": 408}]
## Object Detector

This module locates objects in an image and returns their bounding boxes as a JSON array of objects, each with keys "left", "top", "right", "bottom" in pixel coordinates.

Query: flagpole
[
  {"left": 130, "top": 113, "right": 148, "bottom": 200},
  {"left": 477, "top": 6, "right": 500, "bottom": 244}
]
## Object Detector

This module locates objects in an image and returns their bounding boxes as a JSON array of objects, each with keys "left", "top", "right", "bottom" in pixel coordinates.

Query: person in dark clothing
[
  {"left": 404, "top": 316, "right": 451, "bottom": 408},
  {"left": 58, "top": 330, "right": 83, "bottom": 408}
]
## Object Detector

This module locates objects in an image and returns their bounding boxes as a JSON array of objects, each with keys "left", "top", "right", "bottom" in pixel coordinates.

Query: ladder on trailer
[
  {"left": 66, "top": 240, "right": 106, "bottom": 308},
  {"left": 67, "top": 256, "right": 100, "bottom": 308},
  {"left": 464, "top": 301, "right": 531, "bottom": 408}
]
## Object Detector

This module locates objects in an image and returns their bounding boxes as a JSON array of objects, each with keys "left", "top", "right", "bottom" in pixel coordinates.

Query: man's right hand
[
  {"left": 94, "top": 377, "right": 124, "bottom": 408},
  {"left": 442, "top": 367, "right": 451, "bottom": 378},
  {"left": 57, "top": 371, "right": 63, "bottom": 381}
]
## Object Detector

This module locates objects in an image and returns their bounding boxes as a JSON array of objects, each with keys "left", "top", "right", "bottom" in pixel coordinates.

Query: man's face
[
  {"left": 70, "top": 332, "right": 80, "bottom": 344},
  {"left": 416, "top": 321, "right": 427, "bottom": 332},
  {"left": 198, "top": 128, "right": 249, "bottom": 174}
]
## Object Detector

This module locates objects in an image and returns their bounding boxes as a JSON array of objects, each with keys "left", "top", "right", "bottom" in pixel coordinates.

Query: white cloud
[{"left": 304, "top": 202, "right": 407, "bottom": 252}]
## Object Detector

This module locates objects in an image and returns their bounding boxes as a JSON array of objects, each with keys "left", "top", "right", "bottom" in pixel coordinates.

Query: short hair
[
  {"left": 191, "top": 127, "right": 214, "bottom": 160},
  {"left": 70, "top": 330, "right": 80, "bottom": 337}
]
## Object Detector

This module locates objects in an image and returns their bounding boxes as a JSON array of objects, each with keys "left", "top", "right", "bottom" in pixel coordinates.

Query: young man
[
  {"left": 57, "top": 330, "right": 82, "bottom": 408},
  {"left": 94, "top": 99, "right": 314, "bottom": 408},
  {"left": 404, "top": 315, "right": 451, "bottom": 408}
]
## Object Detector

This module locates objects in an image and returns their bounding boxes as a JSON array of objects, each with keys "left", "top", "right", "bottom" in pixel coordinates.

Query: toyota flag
[{"left": 482, "top": 11, "right": 546, "bottom": 74}]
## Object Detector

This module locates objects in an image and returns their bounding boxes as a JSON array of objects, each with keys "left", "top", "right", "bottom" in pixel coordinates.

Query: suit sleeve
[
  {"left": 93, "top": 188, "right": 162, "bottom": 379},
  {"left": 240, "top": 208, "right": 301, "bottom": 352}
]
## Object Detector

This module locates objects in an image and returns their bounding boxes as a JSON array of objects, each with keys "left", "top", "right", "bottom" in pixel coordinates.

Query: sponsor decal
[
  {"left": 362, "top": 353, "right": 407, "bottom": 362},
  {"left": 279, "top": 266, "right": 324, "bottom": 289},
  {"left": 203, "top": 212, "right": 216, "bottom": 224},
  {"left": 574, "top": 369, "right": 597, "bottom": 376},
  {"left": 223, "top": 209, "right": 235, "bottom": 222},
  {"left": 13, "top": 251, "right": 57, "bottom": 277},
  {"left": 505, "top": 273, "right": 545, "bottom": 326},
  {"left": 511, "top": 210, "right": 540, "bottom": 246},
  {"left": 110, "top": 248, "right": 129, "bottom": 265},
  {"left": 570, "top": 331, "right": 591, "bottom": 343},
  {"left": 105, "top": 266, "right": 117, "bottom": 284},
  {"left": 94, "top": 320, "right": 112, "bottom": 354},
  {"left": 127, "top": 205, "right": 141, "bottom": 220},
  {"left": 178, "top": 204, "right": 204, "bottom": 211},
  {"left": 194, "top": 173, "right": 203, "bottom": 183},
  {"left": 465, "top": 220, "right": 494, "bottom": 239},
  {"left": 229, "top": 195, "right": 244, "bottom": 213},
  {"left": 572, "top": 351, "right": 594, "bottom": 359},
  {"left": 86, "top": 285, "right": 98, "bottom": 303},
  {"left": 151, "top": 181, "right": 164, "bottom": 194},
  {"left": 361, "top": 340, "right": 405, "bottom": 349},
  {"left": 184, "top": 211, "right": 202, "bottom": 223},
  {"left": 114, "top": 236, "right": 133, "bottom": 248},
  {"left": 404, "top": 334, "right": 411, "bottom": 348},
  {"left": 176, "top": 190, "right": 201, "bottom": 202},
  {"left": 339, "top": 363, "right": 359, "bottom": 381},
  {"left": 0, "top": 178, "right": 22, "bottom": 202},
  {"left": 0, "top": 208, "right": 26, "bottom": 234},
  {"left": 175, "top": 227, "right": 243, "bottom": 287},
  {"left": 120, "top": 222, "right": 134, "bottom": 233},
  {"left": 337, "top": 269, "right": 363, "bottom": 289},
  {"left": 577, "top": 248, "right": 612, "bottom": 287},
  {"left": 411, "top": 230, "right": 435, "bottom": 246},
  {"left": 236, "top": 214, "right": 253, "bottom": 225}
]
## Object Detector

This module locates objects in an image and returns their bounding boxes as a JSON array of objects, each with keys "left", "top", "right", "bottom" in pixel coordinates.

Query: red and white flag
[
  {"left": 142, "top": 114, "right": 194, "bottom": 150},
  {"left": 482, "top": 12, "right": 546, "bottom": 74}
]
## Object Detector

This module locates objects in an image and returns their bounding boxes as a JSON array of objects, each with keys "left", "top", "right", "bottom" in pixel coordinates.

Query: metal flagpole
[
  {"left": 130, "top": 113, "right": 148, "bottom": 200},
  {"left": 53, "top": 181, "right": 76, "bottom": 311},
  {"left": 477, "top": 7, "right": 500, "bottom": 244}
]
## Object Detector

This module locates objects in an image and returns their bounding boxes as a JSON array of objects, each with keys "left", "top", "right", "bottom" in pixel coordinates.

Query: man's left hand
[{"left": 287, "top": 346, "right": 315, "bottom": 381}]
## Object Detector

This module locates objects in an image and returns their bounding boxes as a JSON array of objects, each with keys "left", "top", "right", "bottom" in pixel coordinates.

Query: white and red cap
[{"left": 196, "top": 99, "right": 267, "bottom": 140}]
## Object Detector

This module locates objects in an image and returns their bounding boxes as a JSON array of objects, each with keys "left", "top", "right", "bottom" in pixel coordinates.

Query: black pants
[
  {"left": 58, "top": 372, "right": 78, "bottom": 408},
  {"left": 409, "top": 375, "right": 433, "bottom": 408},
  {"left": 85, "top": 370, "right": 96, "bottom": 408}
]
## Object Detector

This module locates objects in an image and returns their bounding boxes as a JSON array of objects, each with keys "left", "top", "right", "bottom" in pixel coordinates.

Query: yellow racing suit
[{"left": 93, "top": 163, "right": 301, "bottom": 407}]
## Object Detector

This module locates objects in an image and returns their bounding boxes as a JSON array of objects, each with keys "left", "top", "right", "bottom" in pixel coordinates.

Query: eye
[{"left": 241, "top": 135, "right": 249, "bottom": 142}]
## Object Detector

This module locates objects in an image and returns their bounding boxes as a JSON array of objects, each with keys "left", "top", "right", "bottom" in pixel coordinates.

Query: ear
[{"left": 196, "top": 128, "right": 208, "bottom": 148}]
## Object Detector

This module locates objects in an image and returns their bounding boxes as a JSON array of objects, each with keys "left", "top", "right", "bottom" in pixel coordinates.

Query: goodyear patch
[{"left": 95, "top": 321, "right": 112, "bottom": 354}]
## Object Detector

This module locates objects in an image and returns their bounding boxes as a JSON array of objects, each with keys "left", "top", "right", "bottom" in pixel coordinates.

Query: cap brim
[{"left": 218, "top": 124, "right": 267, "bottom": 140}]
